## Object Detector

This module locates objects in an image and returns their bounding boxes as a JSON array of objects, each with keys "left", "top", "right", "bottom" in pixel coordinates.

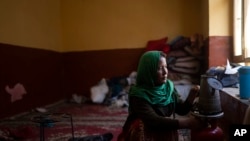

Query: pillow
[
  {"left": 146, "top": 37, "right": 168, "bottom": 50},
  {"left": 145, "top": 37, "right": 170, "bottom": 54}
]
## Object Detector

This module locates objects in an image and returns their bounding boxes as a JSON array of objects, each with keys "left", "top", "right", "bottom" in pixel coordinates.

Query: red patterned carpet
[{"left": 0, "top": 101, "right": 128, "bottom": 141}]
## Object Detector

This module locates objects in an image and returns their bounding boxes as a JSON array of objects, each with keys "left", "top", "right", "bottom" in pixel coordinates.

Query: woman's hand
[{"left": 185, "top": 85, "right": 200, "bottom": 105}]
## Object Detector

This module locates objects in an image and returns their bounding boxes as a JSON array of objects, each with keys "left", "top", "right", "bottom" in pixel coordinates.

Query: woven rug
[
  {"left": 0, "top": 101, "right": 191, "bottom": 141},
  {"left": 0, "top": 101, "right": 128, "bottom": 141}
]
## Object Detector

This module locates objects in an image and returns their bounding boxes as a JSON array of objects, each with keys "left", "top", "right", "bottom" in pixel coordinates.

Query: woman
[{"left": 118, "top": 51, "right": 204, "bottom": 141}]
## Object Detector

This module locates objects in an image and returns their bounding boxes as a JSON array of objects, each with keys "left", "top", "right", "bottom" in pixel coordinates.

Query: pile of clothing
[
  {"left": 145, "top": 34, "right": 205, "bottom": 84},
  {"left": 90, "top": 71, "right": 137, "bottom": 108}
]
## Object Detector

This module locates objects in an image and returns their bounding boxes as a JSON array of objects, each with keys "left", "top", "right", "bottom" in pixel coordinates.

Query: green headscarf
[{"left": 129, "top": 51, "right": 174, "bottom": 106}]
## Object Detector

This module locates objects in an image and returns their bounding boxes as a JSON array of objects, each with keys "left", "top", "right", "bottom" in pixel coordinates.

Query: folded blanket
[
  {"left": 169, "top": 65, "right": 200, "bottom": 74},
  {"left": 168, "top": 56, "right": 200, "bottom": 74},
  {"left": 167, "top": 49, "right": 189, "bottom": 57}
]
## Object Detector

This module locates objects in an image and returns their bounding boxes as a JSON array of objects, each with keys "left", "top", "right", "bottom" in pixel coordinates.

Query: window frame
[{"left": 233, "top": 0, "right": 250, "bottom": 64}]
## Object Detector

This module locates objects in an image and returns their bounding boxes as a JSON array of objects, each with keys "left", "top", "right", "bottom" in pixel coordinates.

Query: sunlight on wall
[
  {"left": 0, "top": 0, "right": 62, "bottom": 51},
  {"left": 209, "top": 0, "right": 233, "bottom": 36},
  {"left": 61, "top": 0, "right": 205, "bottom": 51},
  {"left": 0, "top": 0, "right": 213, "bottom": 52}
]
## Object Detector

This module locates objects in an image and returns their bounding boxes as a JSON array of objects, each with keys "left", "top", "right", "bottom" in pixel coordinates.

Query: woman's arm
[
  {"left": 129, "top": 93, "right": 204, "bottom": 130},
  {"left": 175, "top": 85, "right": 199, "bottom": 115},
  {"left": 129, "top": 97, "right": 179, "bottom": 130}
]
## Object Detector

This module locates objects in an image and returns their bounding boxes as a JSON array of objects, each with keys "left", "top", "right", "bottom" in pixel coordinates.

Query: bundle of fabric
[
  {"left": 168, "top": 56, "right": 200, "bottom": 75},
  {"left": 205, "top": 59, "right": 242, "bottom": 88},
  {"left": 144, "top": 34, "right": 204, "bottom": 77},
  {"left": 167, "top": 34, "right": 204, "bottom": 76},
  {"left": 90, "top": 78, "right": 109, "bottom": 104},
  {"left": 90, "top": 71, "right": 137, "bottom": 108}
]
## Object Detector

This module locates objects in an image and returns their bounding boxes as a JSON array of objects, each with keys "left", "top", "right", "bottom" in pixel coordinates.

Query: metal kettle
[{"left": 197, "top": 75, "right": 223, "bottom": 115}]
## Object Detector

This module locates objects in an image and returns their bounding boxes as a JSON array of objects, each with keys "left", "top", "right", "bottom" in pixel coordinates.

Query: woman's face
[{"left": 155, "top": 56, "right": 168, "bottom": 85}]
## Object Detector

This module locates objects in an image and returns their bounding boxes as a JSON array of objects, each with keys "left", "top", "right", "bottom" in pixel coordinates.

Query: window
[{"left": 234, "top": 0, "right": 250, "bottom": 65}]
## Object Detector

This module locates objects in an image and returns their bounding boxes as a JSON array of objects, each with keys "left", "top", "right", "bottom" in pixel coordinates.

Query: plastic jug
[{"left": 238, "top": 66, "right": 250, "bottom": 99}]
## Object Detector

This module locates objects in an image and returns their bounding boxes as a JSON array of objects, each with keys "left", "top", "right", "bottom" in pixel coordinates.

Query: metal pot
[{"left": 198, "top": 75, "right": 223, "bottom": 115}]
